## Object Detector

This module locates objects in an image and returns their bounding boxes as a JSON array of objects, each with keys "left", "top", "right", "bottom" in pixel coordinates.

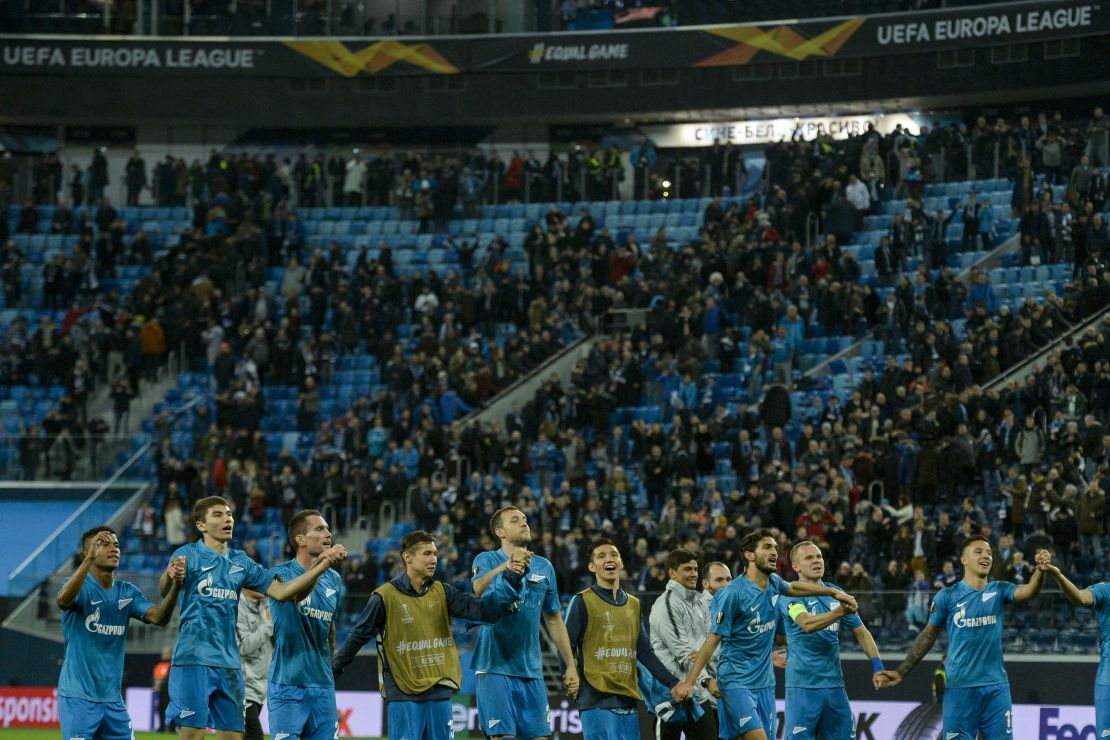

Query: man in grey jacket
[
  {"left": 237, "top": 588, "right": 273, "bottom": 740},
  {"left": 648, "top": 549, "right": 718, "bottom": 740}
]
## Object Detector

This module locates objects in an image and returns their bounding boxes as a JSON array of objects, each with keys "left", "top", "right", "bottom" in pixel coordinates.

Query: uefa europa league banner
[{"left": 0, "top": 0, "right": 1104, "bottom": 77}]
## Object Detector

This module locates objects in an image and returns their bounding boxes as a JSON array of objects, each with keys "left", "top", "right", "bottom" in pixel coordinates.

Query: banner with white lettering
[
  {"left": 0, "top": 0, "right": 1105, "bottom": 77},
  {"left": 641, "top": 114, "right": 921, "bottom": 148}
]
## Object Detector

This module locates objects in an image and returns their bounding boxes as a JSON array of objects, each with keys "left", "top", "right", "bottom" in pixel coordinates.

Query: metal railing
[
  {"left": 0, "top": 432, "right": 148, "bottom": 483},
  {"left": 5, "top": 443, "right": 153, "bottom": 595},
  {"left": 984, "top": 303, "right": 1110, "bottom": 392}
]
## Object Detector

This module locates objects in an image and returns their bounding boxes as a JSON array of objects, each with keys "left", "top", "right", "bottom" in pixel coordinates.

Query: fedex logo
[{"left": 1039, "top": 707, "right": 1096, "bottom": 739}]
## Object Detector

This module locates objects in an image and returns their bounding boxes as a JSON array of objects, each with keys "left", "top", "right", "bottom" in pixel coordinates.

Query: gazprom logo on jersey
[
  {"left": 952, "top": 604, "right": 997, "bottom": 629},
  {"left": 196, "top": 573, "right": 238, "bottom": 601},
  {"left": 297, "top": 594, "right": 333, "bottom": 622},
  {"left": 84, "top": 608, "right": 125, "bottom": 636},
  {"left": 747, "top": 617, "right": 776, "bottom": 634}
]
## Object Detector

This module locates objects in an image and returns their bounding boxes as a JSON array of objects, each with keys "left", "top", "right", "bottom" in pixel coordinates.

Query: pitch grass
[{"left": 0, "top": 732, "right": 384, "bottom": 740}]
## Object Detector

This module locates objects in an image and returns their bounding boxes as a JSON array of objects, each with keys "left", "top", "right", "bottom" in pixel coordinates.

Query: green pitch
[{"left": 0, "top": 732, "right": 383, "bottom": 740}]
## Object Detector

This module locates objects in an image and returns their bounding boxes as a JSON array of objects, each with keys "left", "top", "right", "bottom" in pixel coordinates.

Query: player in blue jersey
[
  {"left": 267, "top": 509, "right": 345, "bottom": 740},
  {"left": 333, "top": 530, "right": 526, "bottom": 740},
  {"left": 877, "top": 535, "right": 1052, "bottom": 739},
  {"left": 470, "top": 506, "right": 579, "bottom": 740},
  {"left": 57, "top": 525, "right": 183, "bottom": 740},
  {"left": 161, "top": 496, "right": 347, "bottom": 740},
  {"left": 672, "top": 529, "right": 858, "bottom": 740},
  {"left": 1039, "top": 561, "right": 1110, "bottom": 738},
  {"left": 778, "top": 540, "right": 885, "bottom": 740}
]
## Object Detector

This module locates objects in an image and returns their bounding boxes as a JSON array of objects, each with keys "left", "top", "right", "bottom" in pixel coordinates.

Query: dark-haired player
[
  {"left": 58, "top": 526, "right": 182, "bottom": 740},
  {"left": 877, "top": 535, "right": 1052, "bottom": 739},
  {"left": 267, "top": 510, "right": 346, "bottom": 740},
  {"left": 673, "top": 529, "right": 857, "bottom": 740},
  {"left": 333, "top": 530, "right": 526, "bottom": 740},
  {"left": 471, "top": 506, "right": 578, "bottom": 740},
  {"left": 564, "top": 538, "right": 685, "bottom": 740},
  {"left": 162, "top": 496, "right": 347, "bottom": 740}
]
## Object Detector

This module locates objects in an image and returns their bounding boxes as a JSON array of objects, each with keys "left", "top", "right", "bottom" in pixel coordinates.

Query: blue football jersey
[
  {"left": 171, "top": 541, "right": 274, "bottom": 669},
  {"left": 471, "top": 550, "right": 561, "bottom": 679},
  {"left": 779, "top": 582, "right": 863, "bottom": 689},
  {"left": 927, "top": 580, "right": 1016, "bottom": 688},
  {"left": 268, "top": 559, "right": 343, "bottom": 688},
  {"left": 709, "top": 572, "right": 789, "bottom": 690},
  {"left": 1090, "top": 582, "right": 1110, "bottom": 686},
  {"left": 59, "top": 575, "right": 153, "bottom": 702}
]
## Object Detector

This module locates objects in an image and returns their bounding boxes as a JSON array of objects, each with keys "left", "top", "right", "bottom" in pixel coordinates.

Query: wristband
[{"left": 871, "top": 657, "right": 885, "bottom": 672}]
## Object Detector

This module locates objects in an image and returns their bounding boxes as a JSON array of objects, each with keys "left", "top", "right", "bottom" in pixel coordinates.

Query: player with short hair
[
  {"left": 470, "top": 506, "right": 578, "bottom": 740},
  {"left": 564, "top": 538, "right": 687, "bottom": 739},
  {"left": 333, "top": 530, "right": 526, "bottom": 740},
  {"left": 1037, "top": 560, "right": 1110, "bottom": 737},
  {"left": 778, "top": 540, "right": 884, "bottom": 740},
  {"left": 57, "top": 525, "right": 183, "bottom": 740},
  {"left": 702, "top": 561, "right": 733, "bottom": 596},
  {"left": 672, "top": 529, "right": 858, "bottom": 740},
  {"left": 161, "top": 496, "right": 347, "bottom": 740},
  {"left": 877, "top": 535, "right": 1052, "bottom": 739},
  {"left": 267, "top": 510, "right": 345, "bottom": 740}
]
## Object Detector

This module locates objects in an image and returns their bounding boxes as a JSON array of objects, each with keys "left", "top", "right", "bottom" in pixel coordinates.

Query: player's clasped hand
[
  {"left": 875, "top": 670, "right": 902, "bottom": 689},
  {"left": 1034, "top": 549, "right": 1053, "bottom": 572},
  {"left": 670, "top": 681, "right": 692, "bottom": 703},
  {"left": 563, "top": 666, "right": 579, "bottom": 700},
  {"left": 166, "top": 556, "right": 186, "bottom": 584},
  {"left": 507, "top": 548, "right": 532, "bottom": 575},
  {"left": 318, "top": 544, "right": 348, "bottom": 566},
  {"left": 833, "top": 592, "right": 858, "bottom": 612}
]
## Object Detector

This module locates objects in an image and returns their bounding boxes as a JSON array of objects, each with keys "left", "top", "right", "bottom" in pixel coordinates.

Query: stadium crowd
[{"left": 3, "top": 107, "right": 1110, "bottom": 641}]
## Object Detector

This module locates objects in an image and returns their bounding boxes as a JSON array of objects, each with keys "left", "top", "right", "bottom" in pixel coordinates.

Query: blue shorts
[
  {"left": 718, "top": 686, "right": 775, "bottom": 739},
  {"left": 1096, "top": 683, "right": 1110, "bottom": 738},
  {"left": 165, "top": 665, "right": 245, "bottom": 732},
  {"left": 476, "top": 673, "right": 549, "bottom": 739},
  {"left": 942, "top": 684, "right": 1013, "bottom": 740},
  {"left": 784, "top": 687, "right": 855, "bottom": 739},
  {"left": 387, "top": 699, "right": 452, "bottom": 740},
  {"left": 59, "top": 697, "right": 133, "bottom": 740},
  {"left": 579, "top": 708, "right": 637, "bottom": 740},
  {"left": 268, "top": 684, "right": 338, "bottom": 740}
]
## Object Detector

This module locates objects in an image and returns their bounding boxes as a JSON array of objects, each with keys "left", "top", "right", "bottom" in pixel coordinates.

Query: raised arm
[
  {"left": 788, "top": 601, "right": 854, "bottom": 634},
  {"left": 1014, "top": 549, "right": 1051, "bottom": 603},
  {"left": 471, "top": 549, "right": 529, "bottom": 598},
  {"left": 1046, "top": 564, "right": 1095, "bottom": 606},
  {"left": 159, "top": 557, "right": 184, "bottom": 597},
  {"left": 785, "top": 580, "right": 858, "bottom": 611},
  {"left": 267, "top": 545, "right": 347, "bottom": 602},
  {"left": 144, "top": 558, "right": 184, "bottom": 626},
  {"left": 877, "top": 624, "right": 939, "bottom": 688},
  {"left": 57, "top": 533, "right": 108, "bottom": 609}
]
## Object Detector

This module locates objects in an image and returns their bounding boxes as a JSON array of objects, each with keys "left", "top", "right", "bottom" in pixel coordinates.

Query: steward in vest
[
  {"left": 333, "top": 531, "right": 526, "bottom": 740},
  {"left": 564, "top": 537, "right": 687, "bottom": 740}
]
